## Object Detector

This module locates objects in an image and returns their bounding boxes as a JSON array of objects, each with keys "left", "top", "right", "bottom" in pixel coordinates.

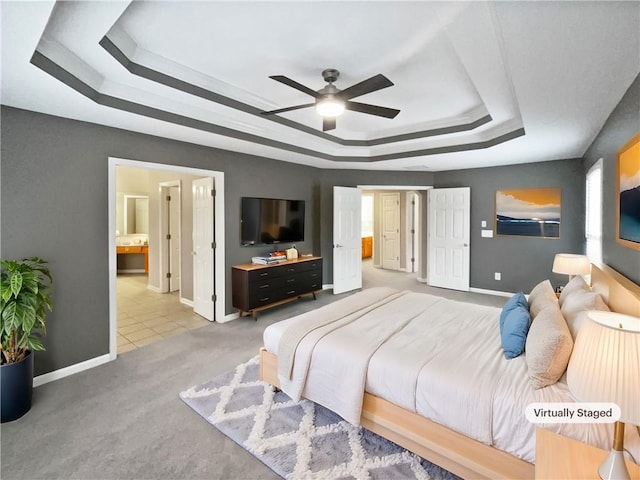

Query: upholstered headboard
[{"left": 591, "top": 263, "right": 640, "bottom": 317}]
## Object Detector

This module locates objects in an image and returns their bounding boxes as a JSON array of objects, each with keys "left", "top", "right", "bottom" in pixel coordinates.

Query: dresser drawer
[
  {"left": 247, "top": 276, "right": 288, "bottom": 296},
  {"left": 247, "top": 266, "right": 288, "bottom": 282}
]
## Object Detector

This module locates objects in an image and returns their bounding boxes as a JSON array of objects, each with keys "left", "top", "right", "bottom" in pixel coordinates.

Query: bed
[{"left": 259, "top": 263, "right": 640, "bottom": 479}]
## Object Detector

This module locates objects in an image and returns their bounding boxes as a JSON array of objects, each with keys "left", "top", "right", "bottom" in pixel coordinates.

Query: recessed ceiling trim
[
  {"left": 29, "top": 50, "right": 334, "bottom": 161},
  {"left": 30, "top": 48, "right": 525, "bottom": 164},
  {"left": 99, "top": 33, "right": 493, "bottom": 148},
  {"left": 98, "top": 34, "right": 342, "bottom": 144}
]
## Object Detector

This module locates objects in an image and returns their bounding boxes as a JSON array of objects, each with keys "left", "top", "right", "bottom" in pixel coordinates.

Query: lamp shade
[
  {"left": 567, "top": 311, "right": 640, "bottom": 425},
  {"left": 552, "top": 253, "right": 591, "bottom": 276}
]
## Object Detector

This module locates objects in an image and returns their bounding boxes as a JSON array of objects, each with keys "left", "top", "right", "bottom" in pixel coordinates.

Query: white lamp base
[{"left": 599, "top": 449, "right": 630, "bottom": 480}]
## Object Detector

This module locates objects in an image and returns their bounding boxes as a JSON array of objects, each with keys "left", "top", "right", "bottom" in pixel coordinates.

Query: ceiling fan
[{"left": 260, "top": 69, "right": 400, "bottom": 132}]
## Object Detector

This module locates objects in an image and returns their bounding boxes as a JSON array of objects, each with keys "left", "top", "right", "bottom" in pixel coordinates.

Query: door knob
[{"left": 335, "top": 244, "right": 343, "bottom": 248}]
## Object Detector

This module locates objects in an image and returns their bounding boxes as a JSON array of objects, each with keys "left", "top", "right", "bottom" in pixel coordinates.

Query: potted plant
[{"left": 1, "top": 257, "right": 53, "bottom": 422}]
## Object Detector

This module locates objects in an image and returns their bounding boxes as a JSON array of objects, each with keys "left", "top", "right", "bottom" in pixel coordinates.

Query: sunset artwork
[
  {"left": 496, "top": 187, "right": 561, "bottom": 238},
  {"left": 618, "top": 133, "right": 640, "bottom": 250}
]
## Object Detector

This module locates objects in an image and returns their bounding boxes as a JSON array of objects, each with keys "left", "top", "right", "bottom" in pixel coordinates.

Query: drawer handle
[
  {"left": 286, "top": 279, "right": 295, "bottom": 283},
  {"left": 260, "top": 272, "right": 269, "bottom": 277},
  {"left": 259, "top": 284, "right": 269, "bottom": 289},
  {"left": 259, "top": 297, "right": 270, "bottom": 302},
  {"left": 287, "top": 290, "right": 295, "bottom": 295},
  {"left": 310, "top": 284, "right": 318, "bottom": 288}
]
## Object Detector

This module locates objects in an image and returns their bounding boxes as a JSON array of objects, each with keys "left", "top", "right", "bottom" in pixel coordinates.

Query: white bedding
[{"left": 263, "top": 287, "right": 640, "bottom": 464}]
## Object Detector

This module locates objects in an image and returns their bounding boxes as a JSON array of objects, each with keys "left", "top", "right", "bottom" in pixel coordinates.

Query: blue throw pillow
[
  {"left": 500, "top": 304, "right": 532, "bottom": 359},
  {"left": 500, "top": 292, "right": 527, "bottom": 331}
]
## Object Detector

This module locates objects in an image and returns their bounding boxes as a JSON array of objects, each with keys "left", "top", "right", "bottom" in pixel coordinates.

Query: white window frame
[{"left": 585, "top": 159, "right": 603, "bottom": 264}]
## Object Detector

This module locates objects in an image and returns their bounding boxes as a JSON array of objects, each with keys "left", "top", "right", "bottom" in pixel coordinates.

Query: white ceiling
[{"left": 1, "top": 1, "right": 638, "bottom": 171}]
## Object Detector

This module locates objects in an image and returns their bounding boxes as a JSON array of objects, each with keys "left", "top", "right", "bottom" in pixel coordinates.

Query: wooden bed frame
[{"left": 259, "top": 263, "right": 640, "bottom": 480}]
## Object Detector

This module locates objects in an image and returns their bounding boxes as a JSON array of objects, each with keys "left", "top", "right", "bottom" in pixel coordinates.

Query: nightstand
[{"left": 535, "top": 428, "right": 640, "bottom": 479}]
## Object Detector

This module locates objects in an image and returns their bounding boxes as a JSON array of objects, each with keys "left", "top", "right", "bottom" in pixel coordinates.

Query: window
[{"left": 585, "top": 159, "right": 603, "bottom": 263}]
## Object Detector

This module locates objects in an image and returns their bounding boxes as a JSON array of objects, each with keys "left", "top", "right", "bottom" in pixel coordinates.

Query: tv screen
[{"left": 241, "top": 197, "right": 305, "bottom": 246}]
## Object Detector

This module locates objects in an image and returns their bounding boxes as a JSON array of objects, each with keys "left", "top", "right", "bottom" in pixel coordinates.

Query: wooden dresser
[{"left": 232, "top": 256, "right": 322, "bottom": 318}]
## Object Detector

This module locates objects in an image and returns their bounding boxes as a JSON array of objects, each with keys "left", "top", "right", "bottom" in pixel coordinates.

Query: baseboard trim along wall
[
  {"left": 469, "top": 287, "right": 513, "bottom": 298},
  {"left": 180, "top": 297, "right": 194, "bottom": 308},
  {"left": 221, "top": 312, "right": 239, "bottom": 323},
  {"left": 33, "top": 353, "right": 112, "bottom": 387}
]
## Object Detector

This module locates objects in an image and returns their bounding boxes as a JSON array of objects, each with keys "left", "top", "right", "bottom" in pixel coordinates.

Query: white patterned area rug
[{"left": 180, "top": 356, "right": 461, "bottom": 480}]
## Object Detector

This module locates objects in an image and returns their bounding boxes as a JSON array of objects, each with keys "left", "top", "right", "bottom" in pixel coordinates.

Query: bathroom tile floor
[{"left": 116, "top": 274, "right": 211, "bottom": 354}]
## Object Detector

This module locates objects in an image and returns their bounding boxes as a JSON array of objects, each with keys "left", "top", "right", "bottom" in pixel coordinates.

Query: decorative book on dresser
[{"left": 232, "top": 256, "right": 323, "bottom": 318}]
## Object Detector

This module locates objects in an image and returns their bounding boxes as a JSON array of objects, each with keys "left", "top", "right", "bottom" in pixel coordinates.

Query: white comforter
[{"left": 263, "top": 287, "right": 640, "bottom": 464}]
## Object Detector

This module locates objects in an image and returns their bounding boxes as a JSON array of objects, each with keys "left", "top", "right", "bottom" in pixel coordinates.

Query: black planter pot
[{"left": 1, "top": 351, "right": 34, "bottom": 423}]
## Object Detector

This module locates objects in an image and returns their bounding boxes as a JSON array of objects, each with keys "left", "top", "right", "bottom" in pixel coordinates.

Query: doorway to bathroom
[{"left": 108, "top": 157, "right": 225, "bottom": 359}]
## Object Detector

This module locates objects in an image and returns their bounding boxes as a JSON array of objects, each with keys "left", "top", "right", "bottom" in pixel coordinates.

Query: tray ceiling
[{"left": 1, "top": 1, "right": 638, "bottom": 171}]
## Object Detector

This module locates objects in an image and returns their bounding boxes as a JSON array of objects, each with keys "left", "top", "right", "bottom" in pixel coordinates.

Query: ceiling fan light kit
[
  {"left": 262, "top": 68, "right": 400, "bottom": 131},
  {"left": 315, "top": 97, "right": 345, "bottom": 117}
]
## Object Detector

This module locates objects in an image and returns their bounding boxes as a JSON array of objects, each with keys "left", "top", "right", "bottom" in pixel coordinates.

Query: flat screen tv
[{"left": 241, "top": 197, "right": 305, "bottom": 246}]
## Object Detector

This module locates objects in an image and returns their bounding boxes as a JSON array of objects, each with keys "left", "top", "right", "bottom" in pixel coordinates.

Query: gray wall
[
  {"left": 0, "top": 106, "right": 320, "bottom": 375},
  {"left": 435, "top": 159, "right": 586, "bottom": 293},
  {"left": 583, "top": 73, "right": 640, "bottom": 284},
  {"left": 1, "top": 101, "right": 617, "bottom": 376}
]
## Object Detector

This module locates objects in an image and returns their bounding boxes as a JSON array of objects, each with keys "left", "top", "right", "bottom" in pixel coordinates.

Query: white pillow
[
  {"left": 561, "top": 292, "right": 610, "bottom": 340},
  {"left": 559, "top": 275, "right": 589, "bottom": 306},
  {"left": 525, "top": 303, "right": 574, "bottom": 389},
  {"left": 528, "top": 280, "right": 558, "bottom": 319}
]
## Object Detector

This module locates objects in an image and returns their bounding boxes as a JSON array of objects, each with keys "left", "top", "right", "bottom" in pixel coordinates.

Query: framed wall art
[
  {"left": 617, "top": 132, "right": 640, "bottom": 251},
  {"left": 495, "top": 187, "right": 561, "bottom": 238}
]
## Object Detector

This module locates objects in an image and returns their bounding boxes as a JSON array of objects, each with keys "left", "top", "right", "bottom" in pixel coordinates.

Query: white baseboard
[
  {"left": 469, "top": 287, "right": 513, "bottom": 298},
  {"left": 180, "top": 297, "right": 194, "bottom": 307},
  {"left": 118, "top": 269, "right": 145, "bottom": 274},
  {"left": 416, "top": 277, "right": 427, "bottom": 283},
  {"left": 147, "top": 284, "right": 162, "bottom": 293},
  {"left": 220, "top": 312, "right": 239, "bottom": 323},
  {"left": 323, "top": 284, "right": 333, "bottom": 290},
  {"left": 33, "top": 353, "right": 112, "bottom": 388}
]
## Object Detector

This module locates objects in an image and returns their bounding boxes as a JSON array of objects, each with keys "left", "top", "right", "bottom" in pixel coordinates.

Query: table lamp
[
  {"left": 552, "top": 253, "right": 591, "bottom": 281},
  {"left": 567, "top": 311, "right": 640, "bottom": 480}
]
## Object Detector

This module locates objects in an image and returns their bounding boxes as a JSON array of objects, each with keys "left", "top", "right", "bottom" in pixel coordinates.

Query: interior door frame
[
  {"left": 108, "top": 157, "right": 225, "bottom": 360},
  {"left": 405, "top": 191, "right": 420, "bottom": 273},
  {"left": 159, "top": 180, "right": 181, "bottom": 294}
]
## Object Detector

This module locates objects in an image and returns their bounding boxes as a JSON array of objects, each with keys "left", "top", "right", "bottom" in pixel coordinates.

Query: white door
[
  {"left": 428, "top": 187, "right": 470, "bottom": 291},
  {"left": 381, "top": 192, "right": 400, "bottom": 270},
  {"left": 192, "top": 177, "right": 215, "bottom": 321},
  {"left": 169, "top": 186, "right": 181, "bottom": 292},
  {"left": 333, "top": 186, "right": 362, "bottom": 294}
]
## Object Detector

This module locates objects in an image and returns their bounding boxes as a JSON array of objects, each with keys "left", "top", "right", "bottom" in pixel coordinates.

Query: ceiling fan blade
[
  {"left": 337, "top": 74, "right": 394, "bottom": 100},
  {"left": 323, "top": 117, "right": 336, "bottom": 131},
  {"left": 345, "top": 101, "right": 400, "bottom": 119},
  {"left": 260, "top": 103, "right": 315, "bottom": 115},
  {"left": 269, "top": 75, "right": 320, "bottom": 98}
]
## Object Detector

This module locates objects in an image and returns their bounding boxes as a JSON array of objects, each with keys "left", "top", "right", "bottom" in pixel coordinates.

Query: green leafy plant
[{"left": 1, "top": 257, "right": 53, "bottom": 365}]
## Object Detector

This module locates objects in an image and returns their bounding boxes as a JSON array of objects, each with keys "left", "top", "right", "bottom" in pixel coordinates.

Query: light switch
[
  {"left": 481, "top": 230, "right": 493, "bottom": 238},
  {"left": 481, "top": 220, "right": 487, "bottom": 228}
]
